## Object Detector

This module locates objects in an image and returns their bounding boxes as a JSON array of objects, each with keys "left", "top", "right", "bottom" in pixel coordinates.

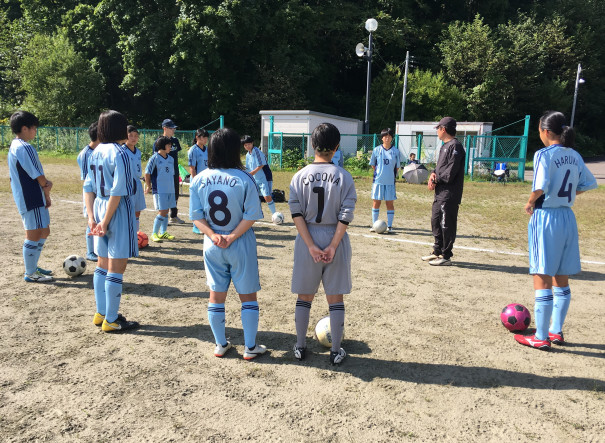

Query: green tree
[{"left": 19, "top": 32, "right": 104, "bottom": 125}]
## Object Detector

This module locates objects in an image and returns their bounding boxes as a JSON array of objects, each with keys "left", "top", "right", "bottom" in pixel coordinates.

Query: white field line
[{"left": 59, "top": 199, "right": 605, "bottom": 266}]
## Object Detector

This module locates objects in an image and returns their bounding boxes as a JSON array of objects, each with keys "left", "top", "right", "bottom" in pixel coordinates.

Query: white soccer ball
[
  {"left": 272, "top": 212, "right": 284, "bottom": 225},
  {"left": 314, "top": 316, "right": 344, "bottom": 348},
  {"left": 373, "top": 219, "right": 388, "bottom": 234},
  {"left": 63, "top": 255, "right": 86, "bottom": 277}
]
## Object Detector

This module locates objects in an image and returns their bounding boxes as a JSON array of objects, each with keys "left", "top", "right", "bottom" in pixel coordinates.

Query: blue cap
[{"left": 161, "top": 118, "right": 177, "bottom": 128}]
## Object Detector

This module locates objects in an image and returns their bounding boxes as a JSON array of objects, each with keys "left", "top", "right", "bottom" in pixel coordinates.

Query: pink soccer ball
[{"left": 500, "top": 303, "right": 531, "bottom": 332}]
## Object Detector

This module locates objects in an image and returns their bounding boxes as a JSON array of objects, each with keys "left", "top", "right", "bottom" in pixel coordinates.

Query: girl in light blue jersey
[
  {"left": 369, "top": 128, "right": 401, "bottom": 232},
  {"left": 190, "top": 128, "right": 267, "bottom": 360},
  {"left": 515, "top": 111, "right": 597, "bottom": 351},
  {"left": 145, "top": 136, "right": 176, "bottom": 243},
  {"left": 84, "top": 110, "right": 139, "bottom": 333}
]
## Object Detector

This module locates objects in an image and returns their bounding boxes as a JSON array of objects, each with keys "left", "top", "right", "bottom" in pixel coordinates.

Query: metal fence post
[
  {"left": 417, "top": 134, "right": 423, "bottom": 162},
  {"left": 519, "top": 115, "right": 530, "bottom": 181},
  {"left": 220, "top": 115, "right": 224, "bottom": 128}
]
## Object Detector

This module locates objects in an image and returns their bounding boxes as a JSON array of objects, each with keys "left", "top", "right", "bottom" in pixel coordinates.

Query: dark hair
[
  {"left": 97, "top": 110, "right": 128, "bottom": 143},
  {"left": 409, "top": 153, "right": 416, "bottom": 158},
  {"left": 380, "top": 128, "right": 394, "bottom": 138},
  {"left": 127, "top": 125, "right": 138, "bottom": 134},
  {"left": 311, "top": 123, "right": 340, "bottom": 152},
  {"left": 241, "top": 135, "right": 254, "bottom": 145},
  {"left": 194, "top": 128, "right": 209, "bottom": 145},
  {"left": 10, "top": 111, "right": 39, "bottom": 134},
  {"left": 209, "top": 128, "right": 244, "bottom": 170},
  {"left": 88, "top": 121, "right": 98, "bottom": 142},
  {"left": 539, "top": 110, "right": 575, "bottom": 148},
  {"left": 443, "top": 125, "right": 456, "bottom": 136},
  {"left": 155, "top": 136, "right": 172, "bottom": 152}
]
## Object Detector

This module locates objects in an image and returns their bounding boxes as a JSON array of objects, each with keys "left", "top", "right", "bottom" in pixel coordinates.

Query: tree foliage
[
  {"left": 1, "top": 0, "right": 604, "bottom": 153},
  {"left": 19, "top": 33, "right": 104, "bottom": 125}
]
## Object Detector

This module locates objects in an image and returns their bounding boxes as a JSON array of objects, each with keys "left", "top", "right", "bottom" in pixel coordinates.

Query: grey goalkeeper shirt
[{"left": 289, "top": 162, "right": 357, "bottom": 225}]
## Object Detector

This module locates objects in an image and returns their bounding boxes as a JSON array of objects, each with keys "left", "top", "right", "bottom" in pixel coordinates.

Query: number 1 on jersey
[{"left": 313, "top": 186, "right": 325, "bottom": 223}]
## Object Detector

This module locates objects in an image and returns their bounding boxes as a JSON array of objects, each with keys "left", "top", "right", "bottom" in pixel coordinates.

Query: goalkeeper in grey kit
[{"left": 288, "top": 123, "right": 357, "bottom": 365}]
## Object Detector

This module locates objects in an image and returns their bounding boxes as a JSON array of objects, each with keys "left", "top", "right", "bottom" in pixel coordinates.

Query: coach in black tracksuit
[{"left": 425, "top": 117, "right": 465, "bottom": 266}]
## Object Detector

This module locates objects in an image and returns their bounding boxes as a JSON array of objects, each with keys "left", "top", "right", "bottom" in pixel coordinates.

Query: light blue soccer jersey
[
  {"left": 8, "top": 138, "right": 46, "bottom": 214},
  {"left": 188, "top": 144, "right": 208, "bottom": 175},
  {"left": 246, "top": 146, "right": 273, "bottom": 182},
  {"left": 145, "top": 152, "right": 175, "bottom": 194},
  {"left": 332, "top": 149, "right": 344, "bottom": 168},
  {"left": 189, "top": 168, "right": 263, "bottom": 233},
  {"left": 83, "top": 143, "right": 136, "bottom": 198},
  {"left": 533, "top": 144, "right": 597, "bottom": 209},
  {"left": 125, "top": 145, "right": 143, "bottom": 181},
  {"left": 77, "top": 145, "right": 95, "bottom": 181},
  {"left": 370, "top": 145, "right": 401, "bottom": 185}
]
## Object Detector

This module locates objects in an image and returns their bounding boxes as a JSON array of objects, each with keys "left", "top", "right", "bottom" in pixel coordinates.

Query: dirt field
[{"left": 1, "top": 158, "right": 604, "bottom": 442}]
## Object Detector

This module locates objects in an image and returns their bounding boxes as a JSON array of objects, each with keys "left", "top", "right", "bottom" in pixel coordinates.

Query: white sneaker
[
  {"left": 330, "top": 348, "right": 346, "bottom": 365},
  {"left": 243, "top": 344, "right": 267, "bottom": 360},
  {"left": 169, "top": 216, "right": 185, "bottom": 224},
  {"left": 24, "top": 272, "right": 54, "bottom": 283},
  {"left": 421, "top": 253, "right": 440, "bottom": 261},
  {"left": 214, "top": 341, "right": 232, "bottom": 357},
  {"left": 293, "top": 344, "right": 307, "bottom": 361},
  {"left": 429, "top": 257, "right": 452, "bottom": 266},
  {"left": 386, "top": 226, "right": 393, "bottom": 233}
]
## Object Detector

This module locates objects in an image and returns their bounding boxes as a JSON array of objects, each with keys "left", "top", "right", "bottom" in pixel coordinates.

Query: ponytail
[{"left": 539, "top": 110, "right": 575, "bottom": 149}]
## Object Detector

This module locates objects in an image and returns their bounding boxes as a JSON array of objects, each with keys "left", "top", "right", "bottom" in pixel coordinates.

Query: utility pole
[{"left": 400, "top": 51, "right": 410, "bottom": 122}]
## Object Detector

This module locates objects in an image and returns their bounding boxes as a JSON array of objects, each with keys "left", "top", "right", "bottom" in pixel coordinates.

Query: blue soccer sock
[
  {"left": 267, "top": 201, "right": 276, "bottom": 214},
  {"left": 295, "top": 299, "right": 312, "bottom": 348},
  {"left": 329, "top": 302, "right": 345, "bottom": 352},
  {"left": 105, "top": 272, "right": 123, "bottom": 323},
  {"left": 160, "top": 215, "right": 169, "bottom": 234},
  {"left": 93, "top": 267, "right": 107, "bottom": 315},
  {"left": 153, "top": 215, "right": 164, "bottom": 235},
  {"left": 372, "top": 208, "right": 379, "bottom": 224},
  {"left": 35, "top": 237, "right": 46, "bottom": 267},
  {"left": 23, "top": 239, "right": 39, "bottom": 275},
  {"left": 241, "top": 301, "right": 260, "bottom": 349},
  {"left": 136, "top": 217, "right": 140, "bottom": 233},
  {"left": 534, "top": 289, "right": 553, "bottom": 341},
  {"left": 550, "top": 286, "right": 571, "bottom": 334},
  {"left": 208, "top": 303, "right": 227, "bottom": 346},
  {"left": 387, "top": 210, "right": 395, "bottom": 227},
  {"left": 86, "top": 226, "right": 95, "bottom": 256}
]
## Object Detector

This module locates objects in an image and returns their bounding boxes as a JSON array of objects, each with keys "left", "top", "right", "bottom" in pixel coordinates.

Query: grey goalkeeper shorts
[{"left": 291, "top": 224, "right": 352, "bottom": 295}]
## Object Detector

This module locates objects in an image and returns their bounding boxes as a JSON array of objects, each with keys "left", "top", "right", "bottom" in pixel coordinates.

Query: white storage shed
[{"left": 259, "top": 110, "right": 362, "bottom": 158}]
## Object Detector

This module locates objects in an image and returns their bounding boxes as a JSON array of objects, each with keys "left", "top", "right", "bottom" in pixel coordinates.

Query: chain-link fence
[
  {"left": 469, "top": 135, "right": 528, "bottom": 180},
  {"left": 1, "top": 119, "right": 222, "bottom": 162}
]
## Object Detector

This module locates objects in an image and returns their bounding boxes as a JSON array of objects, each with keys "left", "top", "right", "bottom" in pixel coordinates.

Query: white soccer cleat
[
  {"left": 330, "top": 348, "right": 346, "bottom": 365},
  {"left": 214, "top": 341, "right": 232, "bottom": 357},
  {"left": 243, "top": 344, "right": 267, "bottom": 360}
]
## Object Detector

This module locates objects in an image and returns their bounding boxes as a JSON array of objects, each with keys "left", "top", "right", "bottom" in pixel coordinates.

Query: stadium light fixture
[
  {"left": 570, "top": 63, "right": 585, "bottom": 128},
  {"left": 356, "top": 19, "right": 378, "bottom": 134}
]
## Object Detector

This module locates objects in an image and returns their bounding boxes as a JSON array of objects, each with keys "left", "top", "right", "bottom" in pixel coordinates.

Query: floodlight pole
[
  {"left": 400, "top": 51, "right": 410, "bottom": 122},
  {"left": 363, "top": 31, "right": 374, "bottom": 134},
  {"left": 570, "top": 63, "right": 582, "bottom": 128}
]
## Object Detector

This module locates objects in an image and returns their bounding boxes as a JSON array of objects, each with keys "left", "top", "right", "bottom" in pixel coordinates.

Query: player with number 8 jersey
[{"left": 189, "top": 128, "right": 267, "bottom": 360}]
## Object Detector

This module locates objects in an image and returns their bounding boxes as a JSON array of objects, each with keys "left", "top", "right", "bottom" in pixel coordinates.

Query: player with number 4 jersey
[
  {"left": 190, "top": 128, "right": 267, "bottom": 360},
  {"left": 515, "top": 111, "right": 596, "bottom": 352}
]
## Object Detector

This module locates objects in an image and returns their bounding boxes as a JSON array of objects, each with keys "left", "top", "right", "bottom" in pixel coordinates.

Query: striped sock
[
  {"left": 153, "top": 215, "right": 163, "bottom": 235},
  {"left": 534, "top": 289, "right": 553, "bottom": 341},
  {"left": 372, "top": 208, "right": 379, "bottom": 224},
  {"left": 86, "top": 226, "right": 95, "bottom": 256},
  {"left": 267, "top": 201, "right": 276, "bottom": 214},
  {"left": 105, "top": 272, "right": 123, "bottom": 323},
  {"left": 160, "top": 216, "right": 169, "bottom": 234},
  {"left": 241, "top": 301, "right": 260, "bottom": 349},
  {"left": 295, "top": 299, "right": 312, "bottom": 348},
  {"left": 329, "top": 302, "right": 345, "bottom": 352},
  {"left": 550, "top": 286, "right": 571, "bottom": 334},
  {"left": 387, "top": 210, "right": 394, "bottom": 227},
  {"left": 94, "top": 267, "right": 107, "bottom": 315},
  {"left": 23, "top": 240, "right": 39, "bottom": 275},
  {"left": 208, "top": 303, "right": 227, "bottom": 346}
]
